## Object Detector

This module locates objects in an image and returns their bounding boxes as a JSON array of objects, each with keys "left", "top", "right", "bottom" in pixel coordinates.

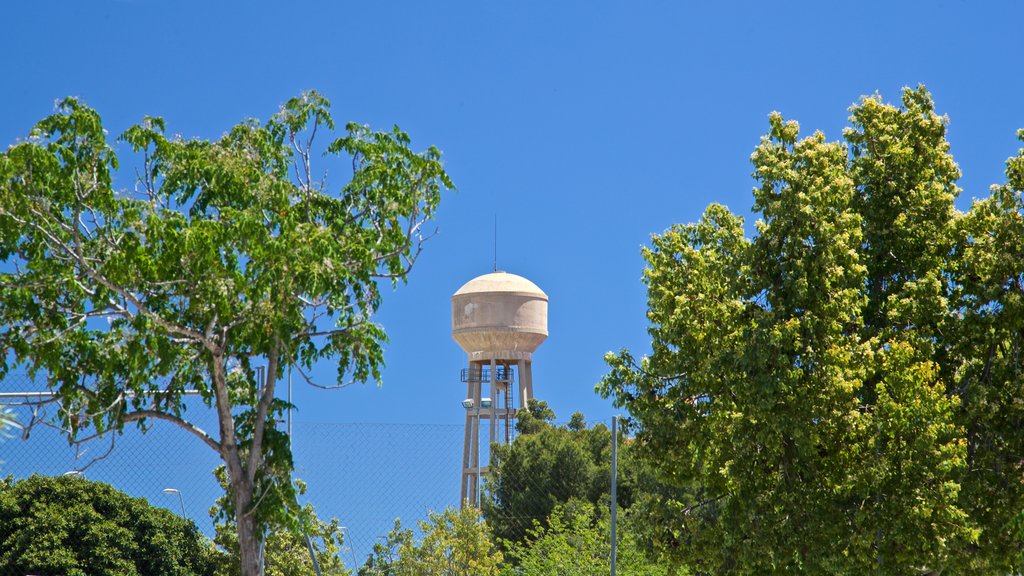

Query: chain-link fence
[
  {"left": 292, "top": 421, "right": 465, "bottom": 561},
  {"left": 0, "top": 373, "right": 585, "bottom": 569},
  {"left": 0, "top": 374, "right": 470, "bottom": 570},
  {"left": 0, "top": 373, "right": 623, "bottom": 575}
]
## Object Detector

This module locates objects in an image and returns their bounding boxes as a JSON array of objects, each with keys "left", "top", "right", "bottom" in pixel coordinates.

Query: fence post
[{"left": 610, "top": 415, "right": 618, "bottom": 576}]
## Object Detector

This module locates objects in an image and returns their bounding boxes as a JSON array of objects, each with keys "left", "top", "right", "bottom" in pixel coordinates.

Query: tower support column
[{"left": 459, "top": 354, "right": 536, "bottom": 508}]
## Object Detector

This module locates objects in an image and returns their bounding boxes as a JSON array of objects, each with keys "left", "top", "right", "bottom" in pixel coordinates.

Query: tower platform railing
[{"left": 459, "top": 366, "right": 515, "bottom": 384}]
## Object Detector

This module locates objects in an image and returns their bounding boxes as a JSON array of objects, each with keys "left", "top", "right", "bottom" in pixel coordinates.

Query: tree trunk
[
  {"left": 211, "top": 353, "right": 262, "bottom": 576},
  {"left": 233, "top": 478, "right": 262, "bottom": 576}
]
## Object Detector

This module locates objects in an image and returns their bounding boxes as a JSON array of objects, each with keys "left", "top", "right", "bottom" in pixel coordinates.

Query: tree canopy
[
  {"left": 0, "top": 91, "right": 452, "bottom": 576},
  {"left": 0, "top": 474, "right": 217, "bottom": 576},
  {"left": 483, "top": 401, "right": 680, "bottom": 573},
  {"left": 600, "top": 86, "right": 1024, "bottom": 574},
  {"left": 501, "top": 500, "right": 678, "bottom": 576},
  {"left": 358, "top": 507, "right": 503, "bottom": 576},
  {"left": 483, "top": 401, "right": 617, "bottom": 545}
]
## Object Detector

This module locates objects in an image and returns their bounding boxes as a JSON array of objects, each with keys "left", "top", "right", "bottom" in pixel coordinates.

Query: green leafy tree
[
  {"left": 600, "top": 87, "right": 1023, "bottom": 574},
  {"left": 357, "top": 519, "right": 415, "bottom": 576},
  {"left": 952, "top": 131, "right": 1024, "bottom": 573},
  {"left": 484, "top": 402, "right": 619, "bottom": 546},
  {"left": 358, "top": 507, "right": 502, "bottom": 576},
  {"left": 0, "top": 474, "right": 217, "bottom": 576},
  {"left": 407, "top": 507, "right": 503, "bottom": 576},
  {"left": 485, "top": 403, "right": 683, "bottom": 569},
  {"left": 513, "top": 397, "right": 557, "bottom": 435},
  {"left": 501, "top": 500, "right": 680, "bottom": 576},
  {"left": 0, "top": 92, "right": 452, "bottom": 576},
  {"left": 209, "top": 468, "right": 350, "bottom": 576}
]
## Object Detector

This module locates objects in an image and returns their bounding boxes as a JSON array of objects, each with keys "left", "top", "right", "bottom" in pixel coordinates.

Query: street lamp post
[
  {"left": 162, "top": 488, "right": 187, "bottom": 517},
  {"left": 339, "top": 527, "right": 359, "bottom": 571}
]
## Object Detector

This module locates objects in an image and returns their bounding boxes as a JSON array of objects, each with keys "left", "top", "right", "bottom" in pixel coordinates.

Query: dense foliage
[
  {"left": 484, "top": 402, "right": 679, "bottom": 573},
  {"left": 358, "top": 507, "right": 503, "bottom": 576},
  {"left": 0, "top": 92, "right": 451, "bottom": 575},
  {"left": 600, "top": 86, "right": 1024, "bottom": 574},
  {"left": 0, "top": 475, "right": 216, "bottom": 576},
  {"left": 501, "top": 500, "right": 678, "bottom": 576},
  {"left": 483, "top": 401, "right": 619, "bottom": 544}
]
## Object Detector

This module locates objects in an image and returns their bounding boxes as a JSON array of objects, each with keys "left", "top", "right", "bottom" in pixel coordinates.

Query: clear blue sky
[{"left": 3, "top": 0, "right": 1023, "bottom": 430}]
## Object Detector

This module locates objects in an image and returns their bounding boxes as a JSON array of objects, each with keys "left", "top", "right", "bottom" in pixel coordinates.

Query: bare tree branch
[
  {"left": 122, "top": 409, "right": 222, "bottom": 454},
  {"left": 247, "top": 339, "right": 279, "bottom": 483}
]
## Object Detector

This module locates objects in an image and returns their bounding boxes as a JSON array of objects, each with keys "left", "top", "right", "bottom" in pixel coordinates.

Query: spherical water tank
[{"left": 451, "top": 271, "right": 548, "bottom": 356}]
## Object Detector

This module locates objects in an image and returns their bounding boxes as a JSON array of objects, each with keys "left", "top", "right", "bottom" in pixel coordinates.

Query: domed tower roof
[
  {"left": 451, "top": 271, "right": 548, "bottom": 358},
  {"left": 453, "top": 271, "right": 548, "bottom": 299}
]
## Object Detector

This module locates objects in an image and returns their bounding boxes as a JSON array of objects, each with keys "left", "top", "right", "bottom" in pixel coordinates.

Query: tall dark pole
[
  {"left": 282, "top": 364, "right": 322, "bottom": 576},
  {"left": 610, "top": 415, "right": 618, "bottom": 576}
]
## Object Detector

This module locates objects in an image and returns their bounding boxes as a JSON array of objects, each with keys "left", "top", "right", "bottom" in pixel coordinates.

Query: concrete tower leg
[
  {"left": 477, "top": 362, "right": 485, "bottom": 505},
  {"left": 488, "top": 358, "right": 497, "bottom": 462},
  {"left": 523, "top": 360, "right": 534, "bottom": 409},
  {"left": 461, "top": 376, "right": 473, "bottom": 505},
  {"left": 503, "top": 362, "right": 511, "bottom": 444},
  {"left": 462, "top": 360, "right": 481, "bottom": 504},
  {"left": 517, "top": 359, "right": 529, "bottom": 410}
]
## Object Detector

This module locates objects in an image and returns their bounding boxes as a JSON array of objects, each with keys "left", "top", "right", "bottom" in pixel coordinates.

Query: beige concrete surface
[{"left": 451, "top": 271, "right": 548, "bottom": 356}]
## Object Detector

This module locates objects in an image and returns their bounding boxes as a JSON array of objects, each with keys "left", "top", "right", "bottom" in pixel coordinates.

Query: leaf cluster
[
  {"left": 501, "top": 500, "right": 681, "bottom": 576},
  {"left": 358, "top": 507, "right": 503, "bottom": 576}
]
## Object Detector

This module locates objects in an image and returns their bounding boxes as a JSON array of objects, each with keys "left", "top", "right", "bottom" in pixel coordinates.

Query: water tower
[{"left": 452, "top": 271, "right": 548, "bottom": 506}]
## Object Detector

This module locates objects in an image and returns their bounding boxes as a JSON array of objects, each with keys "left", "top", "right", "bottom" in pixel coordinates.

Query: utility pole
[
  {"left": 284, "top": 365, "right": 323, "bottom": 576},
  {"left": 610, "top": 415, "right": 619, "bottom": 576}
]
